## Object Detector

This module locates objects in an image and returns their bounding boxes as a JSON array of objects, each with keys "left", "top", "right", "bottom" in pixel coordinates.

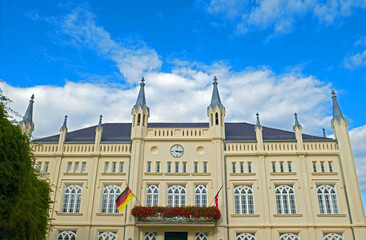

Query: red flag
[{"left": 215, "top": 194, "right": 219, "bottom": 210}]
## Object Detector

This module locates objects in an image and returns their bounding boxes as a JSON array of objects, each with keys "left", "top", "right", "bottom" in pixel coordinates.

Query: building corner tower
[{"left": 19, "top": 94, "right": 35, "bottom": 138}]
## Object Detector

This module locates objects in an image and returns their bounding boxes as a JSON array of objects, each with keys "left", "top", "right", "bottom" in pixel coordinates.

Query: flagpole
[
  {"left": 209, "top": 183, "right": 224, "bottom": 206},
  {"left": 126, "top": 184, "right": 143, "bottom": 206}
]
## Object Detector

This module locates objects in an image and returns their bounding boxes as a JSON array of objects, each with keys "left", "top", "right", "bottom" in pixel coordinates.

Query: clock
[{"left": 170, "top": 144, "right": 184, "bottom": 158}]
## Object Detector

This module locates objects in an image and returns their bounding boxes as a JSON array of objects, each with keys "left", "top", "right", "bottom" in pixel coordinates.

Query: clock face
[{"left": 170, "top": 144, "right": 184, "bottom": 158}]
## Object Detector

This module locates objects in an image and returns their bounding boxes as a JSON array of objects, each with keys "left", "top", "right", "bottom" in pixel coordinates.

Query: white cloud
[
  {"left": 344, "top": 50, "right": 366, "bottom": 69},
  {"left": 207, "top": 0, "right": 366, "bottom": 35},
  {"left": 350, "top": 125, "right": 366, "bottom": 192},
  {"left": 59, "top": 7, "right": 162, "bottom": 83}
]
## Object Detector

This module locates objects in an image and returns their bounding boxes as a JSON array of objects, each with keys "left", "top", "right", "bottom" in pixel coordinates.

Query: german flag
[{"left": 116, "top": 187, "right": 135, "bottom": 212}]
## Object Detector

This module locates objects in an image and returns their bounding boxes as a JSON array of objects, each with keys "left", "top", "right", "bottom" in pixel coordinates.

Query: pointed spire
[
  {"left": 331, "top": 90, "right": 346, "bottom": 123},
  {"left": 293, "top": 113, "right": 302, "bottom": 129},
  {"left": 133, "top": 77, "right": 149, "bottom": 112},
  {"left": 322, "top": 128, "right": 326, "bottom": 138},
  {"left": 61, "top": 115, "right": 68, "bottom": 131},
  {"left": 22, "top": 94, "right": 35, "bottom": 124},
  {"left": 256, "top": 113, "right": 261, "bottom": 128},
  {"left": 208, "top": 76, "right": 224, "bottom": 111},
  {"left": 97, "top": 115, "right": 103, "bottom": 130}
]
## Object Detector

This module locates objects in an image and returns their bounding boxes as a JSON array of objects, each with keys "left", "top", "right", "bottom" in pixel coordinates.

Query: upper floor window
[
  {"left": 145, "top": 232, "right": 157, "bottom": 240},
  {"left": 67, "top": 162, "right": 72, "bottom": 173},
  {"left": 104, "top": 162, "right": 109, "bottom": 173},
  {"left": 324, "top": 233, "right": 343, "bottom": 240},
  {"left": 98, "top": 231, "right": 117, "bottom": 240},
  {"left": 195, "top": 232, "right": 208, "bottom": 240},
  {"left": 57, "top": 230, "right": 76, "bottom": 240},
  {"left": 203, "top": 162, "right": 207, "bottom": 173},
  {"left": 146, "top": 185, "right": 159, "bottom": 207},
  {"left": 279, "top": 233, "right": 299, "bottom": 240},
  {"left": 288, "top": 162, "right": 292, "bottom": 173},
  {"left": 234, "top": 185, "right": 254, "bottom": 214},
  {"left": 194, "top": 162, "right": 198, "bottom": 173},
  {"left": 147, "top": 162, "right": 152, "bottom": 173},
  {"left": 232, "top": 163, "right": 236, "bottom": 173},
  {"left": 156, "top": 162, "right": 160, "bottom": 173},
  {"left": 167, "top": 185, "right": 186, "bottom": 207},
  {"left": 101, "top": 185, "right": 121, "bottom": 213},
  {"left": 236, "top": 233, "right": 256, "bottom": 240},
  {"left": 195, "top": 185, "right": 207, "bottom": 207},
  {"left": 272, "top": 162, "right": 276, "bottom": 173},
  {"left": 62, "top": 184, "right": 82, "bottom": 213},
  {"left": 112, "top": 162, "right": 117, "bottom": 173},
  {"left": 167, "top": 162, "right": 172, "bottom": 173},
  {"left": 120, "top": 162, "right": 124, "bottom": 173},
  {"left": 321, "top": 162, "right": 325, "bottom": 172},
  {"left": 240, "top": 162, "right": 244, "bottom": 173},
  {"left": 183, "top": 162, "right": 187, "bottom": 173},
  {"left": 44, "top": 162, "right": 49, "bottom": 173},
  {"left": 275, "top": 185, "right": 296, "bottom": 214},
  {"left": 175, "top": 162, "right": 179, "bottom": 173},
  {"left": 328, "top": 161, "right": 333, "bottom": 172},
  {"left": 248, "top": 162, "right": 252, "bottom": 173},
  {"left": 280, "top": 162, "right": 284, "bottom": 173},
  {"left": 81, "top": 162, "right": 86, "bottom": 173},
  {"left": 317, "top": 185, "right": 339, "bottom": 214},
  {"left": 74, "top": 162, "right": 79, "bottom": 173},
  {"left": 313, "top": 161, "right": 317, "bottom": 172}
]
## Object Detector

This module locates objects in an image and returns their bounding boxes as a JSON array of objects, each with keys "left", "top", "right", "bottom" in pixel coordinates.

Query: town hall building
[{"left": 20, "top": 77, "right": 366, "bottom": 240}]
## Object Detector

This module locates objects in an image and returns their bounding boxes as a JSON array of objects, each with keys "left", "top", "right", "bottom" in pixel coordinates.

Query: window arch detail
[
  {"left": 167, "top": 185, "right": 186, "bottom": 207},
  {"left": 279, "top": 233, "right": 299, "bottom": 240},
  {"left": 324, "top": 233, "right": 343, "bottom": 240},
  {"left": 317, "top": 185, "right": 339, "bottom": 214},
  {"left": 195, "top": 185, "right": 208, "bottom": 207},
  {"left": 236, "top": 233, "right": 256, "bottom": 240},
  {"left": 62, "top": 184, "right": 82, "bottom": 213},
  {"left": 57, "top": 230, "right": 76, "bottom": 240},
  {"left": 101, "top": 185, "right": 121, "bottom": 213},
  {"left": 146, "top": 185, "right": 159, "bottom": 207},
  {"left": 234, "top": 185, "right": 254, "bottom": 214},
  {"left": 144, "top": 232, "right": 157, "bottom": 240},
  {"left": 98, "top": 231, "right": 117, "bottom": 240},
  {"left": 275, "top": 185, "right": 296, "bottom": 214},
  {"left": 195, "top": 232, "right": 208, "bottom": 240}
]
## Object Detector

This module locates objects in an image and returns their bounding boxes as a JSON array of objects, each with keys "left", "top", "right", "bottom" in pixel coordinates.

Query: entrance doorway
[{"left": 164, "top": 232, "right": 188, "bottom": 240}]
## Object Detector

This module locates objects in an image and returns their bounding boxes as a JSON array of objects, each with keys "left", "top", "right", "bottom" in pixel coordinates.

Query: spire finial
[
  {"left": 208, "top": 76, "right": 224, "bottom": 112},
  {"left": 133, "top": 77, "right": 149, "bottom": 112},
  {"left": 30, "top": 94, "right": 34, "bottom": 101},
  {"left": 61, "top": 115, "right": 68, "bottom": 130},
  {"left": 322, "top": 128, "right": 326, "bottom": 138},
  {"left": 293, "top": 113, "right": 301, "bottom": 129},
  {"left": 256, "top": 113, "right": 261, "bottom": 127},
  {"left": 21, "top": 94, "right": 35, "bottom": 124},
  {"left": 331, "top": 89, "right": 346, "bottom": 123},
  {"left": 97, "top": 115, "right": 103, "bottom": 129}
]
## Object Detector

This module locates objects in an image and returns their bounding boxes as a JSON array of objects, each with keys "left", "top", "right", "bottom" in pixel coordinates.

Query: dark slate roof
[{"left": 33, "top": 122, "right": 332, "bottom": 143}]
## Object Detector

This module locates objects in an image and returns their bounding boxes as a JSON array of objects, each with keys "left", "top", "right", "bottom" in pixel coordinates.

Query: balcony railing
[{"left": 131, "top": 206, "right": 220, "bottom": 224}]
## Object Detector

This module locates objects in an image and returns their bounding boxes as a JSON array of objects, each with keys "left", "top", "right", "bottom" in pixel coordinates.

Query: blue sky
[{"left": 1, "top": 0, "right": 366, "bottom": 212}]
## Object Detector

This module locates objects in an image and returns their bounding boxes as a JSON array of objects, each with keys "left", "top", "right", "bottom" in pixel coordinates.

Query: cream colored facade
[{"left": 22, "top": 80, "right": 366, "bottom": 240}]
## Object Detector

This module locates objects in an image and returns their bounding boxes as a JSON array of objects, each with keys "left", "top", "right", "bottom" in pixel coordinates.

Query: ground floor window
[
  {"left": 57, "top": 230, "right": 76, "bottom": 240},
  {"left": 195, "top": 232, "right": 208, "bottom": 240},
  {"left": 280, "top": 233, "right": 299, "bottom": 240},
  {"left": 324, "top": 233, "right": 343, "bottom": 240},
  {"left": 236, "top": 233, "right": 256, "bottom": 240},
  {"left": 98, "top": 231, "right": 117, "bottom": 240},
  {"left": 145, "top": 232, "right": 157, "bottom": 240}
]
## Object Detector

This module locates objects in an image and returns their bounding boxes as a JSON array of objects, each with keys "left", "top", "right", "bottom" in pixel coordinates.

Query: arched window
[
  {"left": 324, "top": 233, "right": 344, "bottom": 240},
  {"left": 133, "top": 115, "right": 135, "bottom": 127},
  {"left": 146, "top": 185, "right": 159, "bottom": 207},
  {"left": 211, "top": 113, "right": 213, "bottom": 126},
  {"left": 167, "top": 185, "right": 186, "bottom": 207},
  {"left": 98, "top": 231, "right": 117, "bottom": 240},
  {"left": 195, "top": 185, "right": 208, "bottom": 207},
  {"left": 137, "top": 114, "right": 141, "bottom": 126},
  {"left": 234, "top": 185, "right": 254, "bottom": 214},
  {"left": 279, "top": 233, "right": 299, "bottom": 240},
  {"left": 221, "top": 113, "right": 223, "bottom": 126},
  {"left": 317, "top": 185, "right": 339, "bottom": 214},
  {"left": 215, "top": 112, "right": 219, "bottom": 125},
  {"left": 142, "top": 114, "right": 145, "bottom": 126},
  {"left": 236, "top": 233, "right": 256, "bottom": 240},
  {"left": 195, "top": 232, "right": 208, "bottom": 240},
  {"left": 144, "top": 232, "right": 157, "bottom": 240},
  {"left": 62, "top": 185, "right": 82, "bottom": 213},
  {"left": 275, "top": 185, "right": 296, "bottom": 214},
  {"left": 101, "top": 185, "right": 121, "bottom": 213},
  {"left": 57, "top": 230, "right": 76, "bottom": 240}
]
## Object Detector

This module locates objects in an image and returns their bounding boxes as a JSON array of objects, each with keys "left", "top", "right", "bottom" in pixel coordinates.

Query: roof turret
[
  {"left": 20, "top": 94, "right": 34, "bottom": 125},
  {"left": 331, "top": 90, "right": 346, "bottom": 123},
  {"left": 133, "top": 77, "right": 149, "bottom": 112},
  {"left": 293, "top": 113, "right": 302, "bottom": 130},
  {"left": 208, "top": 76, "right": 224, "bottom": 111},
  {"left": 61, "top": 115, "right": 68, "bottom": 131}
]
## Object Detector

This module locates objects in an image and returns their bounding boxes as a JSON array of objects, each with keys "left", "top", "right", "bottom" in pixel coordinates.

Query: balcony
[{"left": 131, "top": 206, "right": 220, "bottom": 227}]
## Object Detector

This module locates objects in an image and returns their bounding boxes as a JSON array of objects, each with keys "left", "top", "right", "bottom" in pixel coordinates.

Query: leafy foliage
[{"left": 0, "top": 92, "right": 52, "bottom": 240}]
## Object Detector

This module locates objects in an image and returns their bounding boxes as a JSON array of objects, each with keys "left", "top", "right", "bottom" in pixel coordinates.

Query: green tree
[{"left": 0, "top": 91, "right": 52, "bottom": 239}]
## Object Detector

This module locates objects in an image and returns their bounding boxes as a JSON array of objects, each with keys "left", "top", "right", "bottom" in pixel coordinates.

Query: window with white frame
[
  {"left": 57, "top": 230, "right": 76, "bottom": 240},
  {"left": 317, "top": 185, "right": 339, "bottom": 214},
  {"left": 195, "top": 232, "right": 208, "bottom": 240},
  {"left": 275, "top": 185, "right": 296, "bottom": 214},
  {"left": 144, "top": 232, "right": 157, "bottom": 240},
  {"left": 146, "top": 185, "right": 159, "bottom": 207},
  {"left": 101, "top": 185, "right": 121, "bottom": 213},
  {"left": 167, "top": 185, "right": 186, "bottom": 207},
  {"left": 62, "top": 184, "right": 82, "bottom": 213},
  {"left": 234, "top": 185, "right": 254, "bottom": 214},
  {"left": 98, "top": 231, "right": 117, "bottom": 240},
  {"left": 279, "top": 233, "right": 299, "bottom": 240},
  {"left": 323, "top": 233, "right": 343, "bottom": 240},
  {"left": 195, "top": 185, "right": 208, "bottom": 207},
  {"left": 236, "top": 233, "right": 256, "bottom": 240}
]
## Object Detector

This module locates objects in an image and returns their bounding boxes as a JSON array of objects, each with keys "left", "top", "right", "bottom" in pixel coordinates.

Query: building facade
[{"left": 21, "top": 78, "right": 366, "bottom": 240}]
